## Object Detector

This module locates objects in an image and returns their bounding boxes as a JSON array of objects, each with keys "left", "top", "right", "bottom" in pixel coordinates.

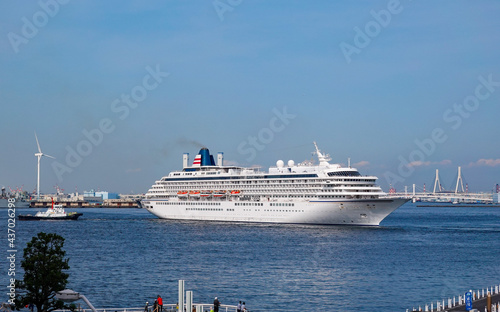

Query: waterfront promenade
[
  {"left": 409, "top": 287, "right": 500, "bottom": 312},
  {"left": 444, "top": 292, "right": 500, "bottom": 311}
]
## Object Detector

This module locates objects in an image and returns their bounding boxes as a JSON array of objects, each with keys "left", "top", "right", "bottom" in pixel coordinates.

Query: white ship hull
[
  {"left": 142, "top": 143, "right": 408, "bottom": 226},
  {"left": 142, "top": 198, "right": 408, "bottom": 226}
]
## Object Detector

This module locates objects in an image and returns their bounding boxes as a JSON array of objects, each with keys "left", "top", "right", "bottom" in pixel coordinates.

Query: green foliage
[{"left": 15, "top": 232, "right": 70, "bottom": 312}]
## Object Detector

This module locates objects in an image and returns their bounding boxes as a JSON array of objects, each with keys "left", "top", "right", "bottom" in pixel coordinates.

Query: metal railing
[{"left": 57, "top": 304, "right": 238, "bottom": 312}]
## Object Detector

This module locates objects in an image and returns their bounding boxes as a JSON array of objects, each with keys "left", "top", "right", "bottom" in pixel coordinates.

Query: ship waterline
[
  {"left": 141, "top": 142, "right": 408, "bottom": 225},
  {"left": 142, "top": 198, "right": 408, "bottom": 225}
]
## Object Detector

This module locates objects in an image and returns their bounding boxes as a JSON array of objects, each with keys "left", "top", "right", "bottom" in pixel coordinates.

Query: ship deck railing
[{"left": 56, "top": 304, "right": 239, "bottom": 312}]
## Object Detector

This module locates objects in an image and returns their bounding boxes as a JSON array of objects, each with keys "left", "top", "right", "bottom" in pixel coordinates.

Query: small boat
[
  {"left": 213, "top": 190, "right": 226, "bottom": 198},
  {"left": 189, "top": 191, "right": 200, "bottom": 198},
  {"left": 230, "top": 190, "right": 241, "bottom": 196},
  {"left": 200, "top": 190, "right": 212, "bottom": 198},
  {"left": 177, "top": 191, "right": 188, "bottom": 198},
  {"left": 18, "top": 199, "right": 83, "bottom": 221}
]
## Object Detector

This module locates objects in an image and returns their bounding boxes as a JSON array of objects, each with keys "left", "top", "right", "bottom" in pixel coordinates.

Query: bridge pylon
[
  {"left": 455, "top": 166, "right": 465, "bottom": 194},
  {"left": 433, "top": 169, "right": 443, "bottom": 194}
]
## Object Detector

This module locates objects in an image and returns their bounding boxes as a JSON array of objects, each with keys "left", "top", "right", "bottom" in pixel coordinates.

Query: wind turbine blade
[
  {"left": 34, "top": 131, "right": 42, "bottom": 153},
  {"left": 43, "top": 153, "right": 56, "bottom": 159}
]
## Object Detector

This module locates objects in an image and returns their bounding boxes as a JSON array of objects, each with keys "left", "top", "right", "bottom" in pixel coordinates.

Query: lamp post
[{"left": 56, "top": 289, "right": 97, "bottom": 312}]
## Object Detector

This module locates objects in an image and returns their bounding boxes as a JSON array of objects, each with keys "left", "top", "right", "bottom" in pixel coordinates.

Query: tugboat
[{"left": 18, "top": 199, "right": 83, "bottom": 221}]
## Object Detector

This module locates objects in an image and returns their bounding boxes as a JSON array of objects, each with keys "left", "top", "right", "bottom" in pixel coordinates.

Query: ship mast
[{"left": 313, "top": 141, "right": 331, "bottom": 166}]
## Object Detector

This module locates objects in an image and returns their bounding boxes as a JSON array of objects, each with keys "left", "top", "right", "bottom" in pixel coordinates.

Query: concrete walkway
[{"left": 442, "top": 292, "right": 500, "bottom": 311}]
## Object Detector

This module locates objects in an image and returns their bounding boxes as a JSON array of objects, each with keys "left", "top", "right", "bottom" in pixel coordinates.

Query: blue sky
[{"left": 1, "top": 0, "right": 499, "bottom": 195}]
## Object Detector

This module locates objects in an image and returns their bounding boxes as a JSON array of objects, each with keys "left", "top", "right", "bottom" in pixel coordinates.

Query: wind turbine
[{"left": 34, "top": 132, "right": 55, "bottom": 200}]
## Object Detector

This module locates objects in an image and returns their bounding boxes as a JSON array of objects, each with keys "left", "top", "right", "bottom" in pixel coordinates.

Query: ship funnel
[
  {"left": 197, "top": 147, "right": 216, "bottom": 166},
  {"left": 217, "top": 152, "right": 224, "bottom": 166},
  {"left": 199, "top": 148, "right": 210, "bottom": 166},
  {"left": 183, "top": 153, "right": 189, "bottom": 168},
  {"left": 192, "top": 154, "right": 202, "bottom": 167}
]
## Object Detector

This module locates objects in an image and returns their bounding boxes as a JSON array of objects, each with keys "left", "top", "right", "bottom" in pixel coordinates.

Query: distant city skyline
[{"left": 1, "top": 1, "right": 499, "bottom": 194}]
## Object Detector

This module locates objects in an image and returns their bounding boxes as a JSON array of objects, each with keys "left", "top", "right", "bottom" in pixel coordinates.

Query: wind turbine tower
[{"left": 34, "top": 132, "right": 55, "bottom": 200}]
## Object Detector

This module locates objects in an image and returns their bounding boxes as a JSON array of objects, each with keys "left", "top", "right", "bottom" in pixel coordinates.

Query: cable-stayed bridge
[{"left": 385, "top": 166, "right": 498, "bottom": 203}]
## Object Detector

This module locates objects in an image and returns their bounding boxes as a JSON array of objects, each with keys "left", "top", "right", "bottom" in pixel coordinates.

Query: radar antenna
[{"left": 313, "top": 141, "right": 331, "bottom": 166}]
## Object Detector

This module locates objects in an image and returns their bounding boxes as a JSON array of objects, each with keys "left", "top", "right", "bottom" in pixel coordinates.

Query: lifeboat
[
  {"left": 189, "top": 191, "right": 200, "bottom": 198},
  {"left": 177, "top": 191, "right": 188, "bottom": 198},
  {"left": 230, "top": 190, "right": 241, "bottom": 196},
  {"left": 200, "top": 190, "right": 212, "bottom": 198},
  {"left": 213, "top": 190, "right": 226, "bottom": 198}
]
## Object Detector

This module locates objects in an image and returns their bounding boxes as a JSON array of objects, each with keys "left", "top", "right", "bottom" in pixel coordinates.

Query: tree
[{"left": 15, "top": 232, "right": 70, "bottom": 312}]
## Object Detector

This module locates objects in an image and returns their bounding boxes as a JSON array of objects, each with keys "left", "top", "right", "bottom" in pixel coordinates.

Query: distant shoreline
[{"left": 416, "top": 203, "right": 500, "bottom": 208}]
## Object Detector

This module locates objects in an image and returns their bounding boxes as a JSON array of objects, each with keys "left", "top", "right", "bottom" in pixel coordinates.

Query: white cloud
[
  {"left": 408, "top": 161, "right": 431, "bottom": 167},
  {"left": 353, "top": 160, "right": 370, "bottom": 168},
  {"left": 408, "top": 160, "right": 452, "bottom": 167},
  {"left": 438, "top": 159, "right": 452, "bottom": 165},
  {"left": 468, "top": 159, "right": 500, "bottom": 167}
]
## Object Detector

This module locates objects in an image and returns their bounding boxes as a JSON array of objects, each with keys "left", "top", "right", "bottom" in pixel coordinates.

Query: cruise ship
[{"left": 141, "top": 143, "right": 408, "bottom": 225}]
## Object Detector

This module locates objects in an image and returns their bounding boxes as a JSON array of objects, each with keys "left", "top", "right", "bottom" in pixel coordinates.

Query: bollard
[
  {"left": 487, "top": 293, "right": 492, "bottom": 312},
  {"left": 178, "top": 280, "right": 185, "bottom": 312},
  {"left": 185, "top": 291, "right": 192, "bottom": 312}
]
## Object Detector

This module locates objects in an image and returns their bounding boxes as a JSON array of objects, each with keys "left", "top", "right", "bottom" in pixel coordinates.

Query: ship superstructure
[{"left": 141, "top": 142, "right": 407, "bottom": 225}]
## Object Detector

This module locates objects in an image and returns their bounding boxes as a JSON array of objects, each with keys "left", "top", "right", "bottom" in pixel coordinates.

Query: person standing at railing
[
  {"left": 237, "top": 301, "right": 241, "bottom": 312},
  {"left": 153, "top": 299, "right": 158, "bottom": 312},
  {"left": 156, "top": 295, "right": 163, "bottom": 312},
  {"left": 213, "top": 297, "right": 220, "bottom": 312},
  {"left": 144, "top": 301, "right": 149, "bottom": 312}
]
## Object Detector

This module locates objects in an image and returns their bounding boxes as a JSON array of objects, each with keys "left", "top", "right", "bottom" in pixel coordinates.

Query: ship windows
[{"left": 327, "top": 171, "right": 361, "bottom": 177}]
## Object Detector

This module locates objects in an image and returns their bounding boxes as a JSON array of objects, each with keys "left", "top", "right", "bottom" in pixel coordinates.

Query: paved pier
[{"left": 434, "top": 292, "right": 500, "bottom": 312}]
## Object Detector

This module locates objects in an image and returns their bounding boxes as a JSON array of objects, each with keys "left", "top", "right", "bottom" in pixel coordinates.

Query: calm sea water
[{"left": 1, "top": 203, "right": 499, "bottom": 312}]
